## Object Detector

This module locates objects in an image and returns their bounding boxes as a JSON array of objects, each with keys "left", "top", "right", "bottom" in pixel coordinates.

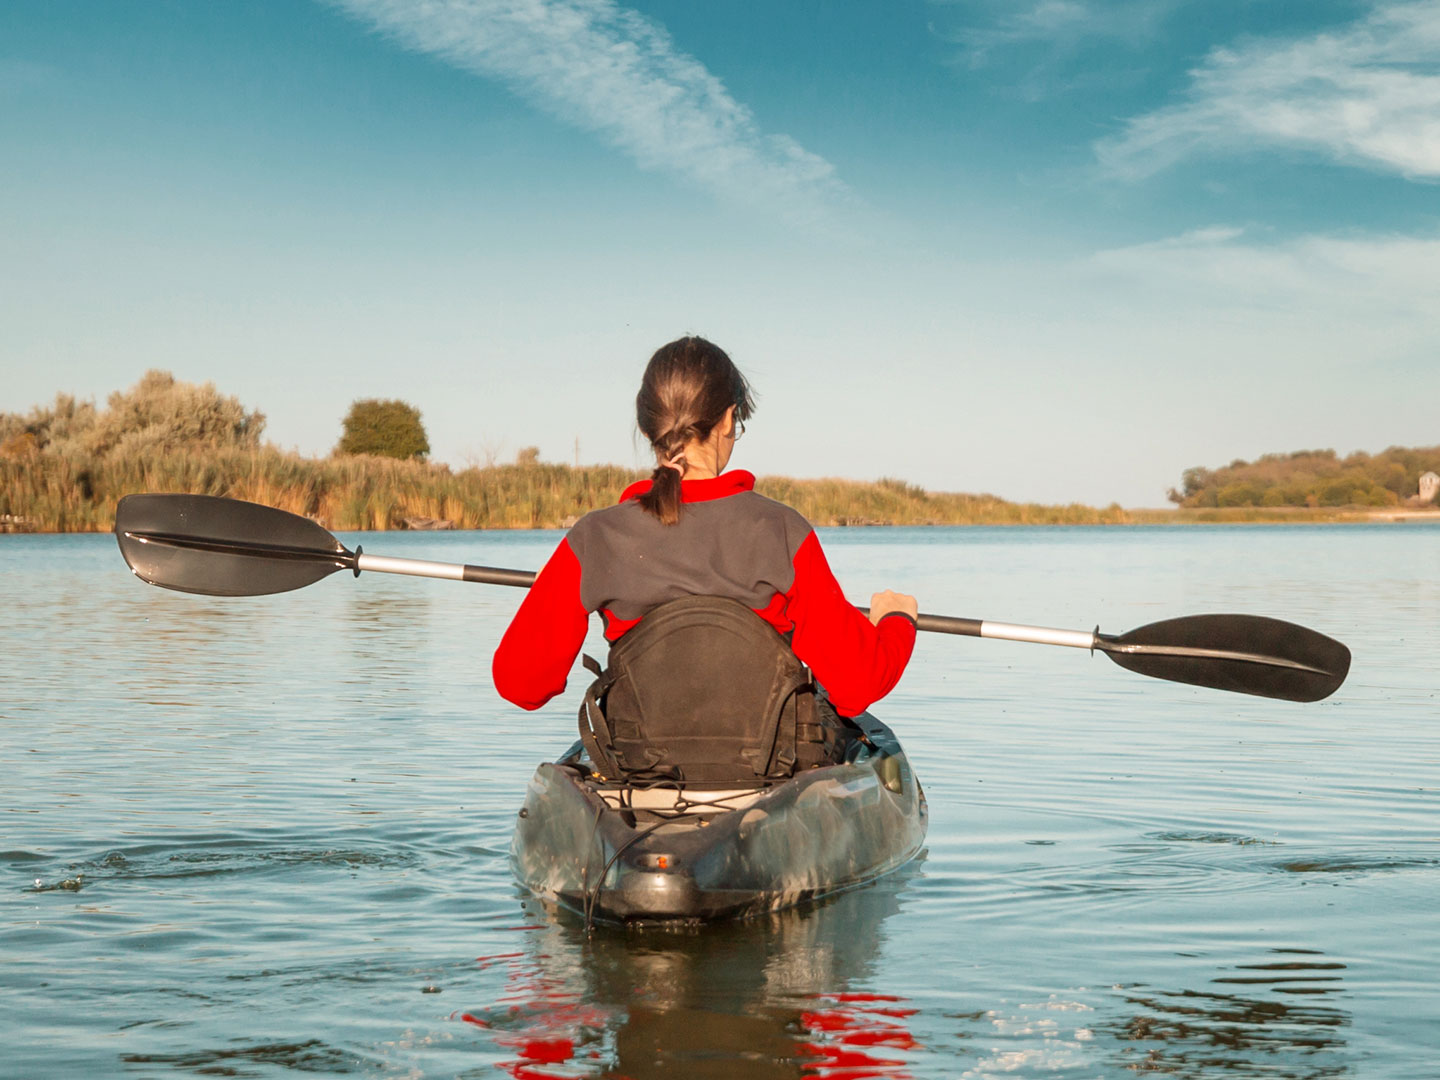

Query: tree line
[{"left": 1168, "top": 447, "right": 1440, "bottom": 509}]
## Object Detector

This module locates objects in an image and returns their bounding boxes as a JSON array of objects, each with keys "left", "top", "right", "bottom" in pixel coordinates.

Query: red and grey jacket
[{"left": 492, "top": 470, "right": 917, "bottom": 716}]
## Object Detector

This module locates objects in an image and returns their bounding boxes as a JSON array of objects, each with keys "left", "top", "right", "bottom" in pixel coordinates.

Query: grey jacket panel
[{"left": 567, "top": 491, "right": 813, "bottom": 620}]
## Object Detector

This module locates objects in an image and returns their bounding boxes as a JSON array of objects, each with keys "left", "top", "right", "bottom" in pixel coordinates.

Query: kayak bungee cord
[
  {"left": 579, "top": 802, "right": 605, "bottom": 933},
  {"left": 583, "top": 818, "right": 671, "bottom": 934},
  {"left": 579, "top": 785, "right": 769, "bottom": 933}
]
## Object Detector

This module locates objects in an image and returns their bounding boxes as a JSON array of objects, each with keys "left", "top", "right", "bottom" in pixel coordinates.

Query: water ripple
[{"left": 120, "top": 1038, "right": 383, "bottom": 1076}]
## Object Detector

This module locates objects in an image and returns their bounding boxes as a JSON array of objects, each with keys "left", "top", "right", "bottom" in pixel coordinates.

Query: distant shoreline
[
  {"left": 4, "top": 480, "right": 1438, "bottom": 537},
  {"left": 10, "top": 373, "right": 1440, "bottom": 533},
  {"left": 1121, "top": 506, "right": 1440, "bottom": 526}
]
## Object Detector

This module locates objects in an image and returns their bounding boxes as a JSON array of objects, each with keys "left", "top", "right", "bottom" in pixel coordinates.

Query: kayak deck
[{"left": 509, "top": 712, "right": 927, "bottom": 924}]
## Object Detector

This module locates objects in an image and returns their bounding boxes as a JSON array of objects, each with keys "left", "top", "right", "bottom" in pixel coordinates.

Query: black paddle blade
[
  {"left": 114, "top": 494, "right": 353, "bottom": 597},
  {"left": 1097, "top": 614, "right": 1350, "bottom": 703}
]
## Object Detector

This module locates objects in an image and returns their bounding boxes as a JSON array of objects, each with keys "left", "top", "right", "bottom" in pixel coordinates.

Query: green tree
[{"left": 337, "top": 399, "right": 430, "bottom": 460}]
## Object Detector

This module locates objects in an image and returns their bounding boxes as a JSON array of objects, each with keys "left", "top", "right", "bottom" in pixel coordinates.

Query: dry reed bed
[{"left": 1, "top": 448, "right": 1137, "bottom": 532}]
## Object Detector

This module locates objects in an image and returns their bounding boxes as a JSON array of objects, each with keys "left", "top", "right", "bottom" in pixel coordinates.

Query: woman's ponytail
[
  {"left": 635, "top": 337, "right": 753, "bottom": 525},
  {"left": 637, "top": 436, "right": 688, "bottom": 526}
]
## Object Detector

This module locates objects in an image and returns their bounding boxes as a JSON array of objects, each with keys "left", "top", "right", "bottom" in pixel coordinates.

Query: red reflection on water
[
  {"left": 453, "top": 952, "right": 612, "bottom": 1080},
  {"left": 799, "top": 993, "right": 919, "bottom": 1079},
  {"left": 513, "top": 1037, "right": 574, "bottom": 1063},
  {"left": 477, "top": 951, "right": 526, "bottom": 969},
  {"left": 798, "top": 1043, "right": 909, "bottom": 1080},
  {"left": 461, "top": 947, "right": 921, "bottom": 1079},
  {"left": 835, "top": 1029, "right": 917, "bottom": 1050},
  {"left": 492, "top": 1034, "right": 577, "bottom": 1076}
]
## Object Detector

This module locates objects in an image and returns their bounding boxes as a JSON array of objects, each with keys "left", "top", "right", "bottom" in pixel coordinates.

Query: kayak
[{"left": 509, "top": 710, "right": 927, "bottom": 924}]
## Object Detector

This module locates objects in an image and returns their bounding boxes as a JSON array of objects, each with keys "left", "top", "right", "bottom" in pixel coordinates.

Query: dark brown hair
[{"left": 635, "top": 336, "right": 754, "bottom": 525}]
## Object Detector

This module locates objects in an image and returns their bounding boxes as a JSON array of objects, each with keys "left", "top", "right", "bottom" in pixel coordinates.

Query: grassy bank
[
  {"left": 13, "top": 443, "right": 1436, "bottom": 536},
  {"left": 1, "top": 445, "right": 1142, "bottom": 532},
  {"left": 0, "top": 447, "right": 639, "bottom": 532},
  {"left": 755, "top": 475, "right": 1129, "bottom": 526},
  {"left": 7, "top": 372, "right": 1425, "bottom": 532},
  {"left": 6, "top": 447, "right": 1433, "bottom": 534}
]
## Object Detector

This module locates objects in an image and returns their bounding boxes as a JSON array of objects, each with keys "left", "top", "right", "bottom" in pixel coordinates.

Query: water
[{"left": 3, "top": 524, "right": 1437, "bottom": 1078}]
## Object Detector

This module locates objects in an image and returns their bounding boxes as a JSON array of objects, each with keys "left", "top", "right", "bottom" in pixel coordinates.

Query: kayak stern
[{"left": 509, "top": 713, "right": 926, "bottom": 923}]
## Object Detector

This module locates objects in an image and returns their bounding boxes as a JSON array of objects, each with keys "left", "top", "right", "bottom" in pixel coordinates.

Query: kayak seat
[{"left": 577, "top": 595, "right": 846, "bottom": 787}]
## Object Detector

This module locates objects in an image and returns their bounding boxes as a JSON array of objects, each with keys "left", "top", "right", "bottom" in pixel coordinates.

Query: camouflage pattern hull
[{"left": 509, "top": 712, "right": 927, "bottom": 923}]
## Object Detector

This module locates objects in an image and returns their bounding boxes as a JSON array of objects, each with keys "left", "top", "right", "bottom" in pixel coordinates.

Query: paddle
[{"left": 114, "top": 493, "right": 1351, "bottom": 703}]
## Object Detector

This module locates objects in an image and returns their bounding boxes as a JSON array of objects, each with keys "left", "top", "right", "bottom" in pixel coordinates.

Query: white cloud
[
  {"left": 1098, "top": 0, "right": 1440, "bottom": 179},
  {"left": 1081, "top": 225, "right": 1440, "bottom": 385},
  {"left": 933, "top": 0, "right": 1186, "bottom": 100},
  {"left": 941, "top": 0, "right": 1181, "bottom": 65},
  {"left": 331, "top": 0, "right": 849, "bottom": 225},
  {"left": 1091, "top": 225, "right": 1440, "bottom": 308}
]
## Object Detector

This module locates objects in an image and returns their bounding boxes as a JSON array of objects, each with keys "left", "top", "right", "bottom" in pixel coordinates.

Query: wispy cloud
[
  {"left": 943, "top": 0, "right": 1177, "bottom": 64},
  {"left": 1088, "top": 225, "right": 1440, "bottom": 331},
  {"left": 1098, "top": 1, "right": 1440, "bottom": 180},
  {"left": 932, "top": 0, "right": 1185, "bottom": 100},
  {"left": 330, "top": 0, "right": 849, "bottom": 225}
]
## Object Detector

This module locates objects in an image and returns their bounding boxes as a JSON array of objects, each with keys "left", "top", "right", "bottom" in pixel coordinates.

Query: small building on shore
[{"left": 1420, "top": 472, "right": 1439, "bottom": 504}]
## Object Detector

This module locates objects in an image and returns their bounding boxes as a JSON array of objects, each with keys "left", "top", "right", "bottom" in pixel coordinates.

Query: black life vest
[{"left": 577, "top": 595, "right": 845, "bottom": 786}]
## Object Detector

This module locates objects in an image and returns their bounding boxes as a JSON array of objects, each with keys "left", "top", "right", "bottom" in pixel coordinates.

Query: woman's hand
[{"left": 868, "top": 589, "right": 918, "bottom": 626}]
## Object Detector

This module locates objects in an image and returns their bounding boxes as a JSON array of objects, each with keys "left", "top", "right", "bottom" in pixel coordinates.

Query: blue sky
[{"left": 4, "top": 0, "right": 1438, "bottom": 506}]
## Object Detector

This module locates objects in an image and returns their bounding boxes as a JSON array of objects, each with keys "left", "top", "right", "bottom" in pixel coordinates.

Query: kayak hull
[{"left": 509, "top": 712, "right": 926, "bottom": 923}]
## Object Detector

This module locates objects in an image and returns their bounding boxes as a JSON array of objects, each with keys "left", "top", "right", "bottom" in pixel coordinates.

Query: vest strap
[{"left": 578, "top": 671, "right": 623, "bottom": 780}]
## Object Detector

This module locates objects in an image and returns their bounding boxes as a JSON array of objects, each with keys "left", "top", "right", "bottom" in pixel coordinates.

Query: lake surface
[{"left": 3, "top": 524, "right": 1437, "bottom": 1079}]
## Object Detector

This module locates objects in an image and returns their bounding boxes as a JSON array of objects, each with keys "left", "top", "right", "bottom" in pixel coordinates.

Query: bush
[
  {"left": 337, "top": 399, "right": 429, "bottom": 460},
  {"left": 0, "top": 372, "right": 263, "bottom": 460},
  {"left": 91, "top": 371, "right": 265, "bottom": 458}
]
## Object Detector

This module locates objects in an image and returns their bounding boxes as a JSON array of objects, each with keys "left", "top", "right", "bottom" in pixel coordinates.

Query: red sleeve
[
  {"left": 492, "top": 538, "right": 590, "bottom": 710},
  {"left": 785, "top": 531, "right": 917, "bottom": 717}
]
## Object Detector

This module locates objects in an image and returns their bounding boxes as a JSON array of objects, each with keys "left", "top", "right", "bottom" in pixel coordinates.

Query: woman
[{"left": 492, "top": 336, "right": 918, "bottom": 723}]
